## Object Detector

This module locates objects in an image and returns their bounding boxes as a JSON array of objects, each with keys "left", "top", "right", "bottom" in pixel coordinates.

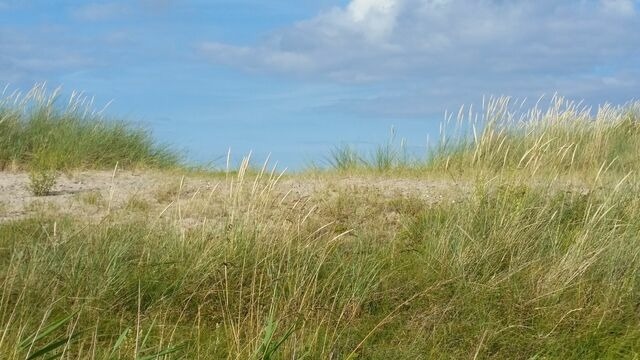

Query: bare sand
[{"left": 0, "top": 170, "right": 466, "bottom": 222}]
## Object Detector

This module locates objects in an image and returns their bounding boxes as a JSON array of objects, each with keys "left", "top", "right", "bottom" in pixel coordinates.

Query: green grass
[
  {"left": 325, "top": 142, "right": 414, "bottom": 173},
  {"left": 0, "top": 84, "right": 179, "bottom": 171},
  {"left": 2, "top": 92, "right": 640, "bottom": 358},
  {"left": 2, "top": 173, "right": 640, "bottom": 358},
  {"left": 0, "top": 173, "right": 387, "bottom": 359},
  {"left": 324, "top": 96, "right": 640, "bottom": 178},
  {"left": 431, "top": 97, "right": 640, "bottom": 176}
]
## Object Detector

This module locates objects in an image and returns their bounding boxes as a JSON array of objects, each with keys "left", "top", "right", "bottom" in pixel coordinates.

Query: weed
[{"left": 27, "top": 169, "right": 57, "bottom": 196}]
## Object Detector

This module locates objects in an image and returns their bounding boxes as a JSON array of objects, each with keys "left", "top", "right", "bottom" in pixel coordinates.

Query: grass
[
  {"left": 77, "top": 191, "right": 106, "bottom": 208},
  {"left": 124, "top": 196, "right": 152, "bottom": 212},
  {"left": 0, "top": 166, "right": 388, "bottom": 359},
  {"left": 2, "top": 92, "right": 640, "bottom": 358},
  {"left": 325, "top": 96, "right": 640, "bottom": 178},
  {"left": 2, "top": 169, "right": 640, "bottom": 358},
  {"left": 324, "top": 128, "right": 414, "bottom": 173},
  {"left": 325, "top": 143, "right": 413, "bottom": 173},
  {"left": 431, "top": 96, "right": 640, "bottom": 176},
  {"left": 0, "top": 84, "right": 179, "bottom": 171}
]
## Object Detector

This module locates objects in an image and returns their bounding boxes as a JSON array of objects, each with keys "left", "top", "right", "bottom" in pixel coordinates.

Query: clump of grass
[
  {"left": 0, "top": 83, "right": 180, "bottom": 171},
  {"left": 327, "top": 137, "right": 413, "bottom": 172},
  {"left": 327, "top": 144, "right": 362, "bottom": 170},
  {"left": 153, "top": 180, "right": 182, "bottom": 203},
  {"left": 77, "top": 190, "right": 106, "bottom": 208},
  {"left": 27, "top": 169, "right": 57, "bottom": 196}
]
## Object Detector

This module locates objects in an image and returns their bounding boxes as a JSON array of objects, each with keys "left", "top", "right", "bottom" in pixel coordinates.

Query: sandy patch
[{"left": 0, "top": 170, "right": 467, "bottom": 222}]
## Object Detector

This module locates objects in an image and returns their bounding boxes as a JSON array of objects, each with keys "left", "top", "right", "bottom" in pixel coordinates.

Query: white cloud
[
  {"left": 198, "top": 0, "right": 640, "bottom": 82},
  {"left": 345, "top": 0, "right": 401, "bottom": 41},
  {"left": 196, "top": 0, "right": 640, "bottom": 115}
]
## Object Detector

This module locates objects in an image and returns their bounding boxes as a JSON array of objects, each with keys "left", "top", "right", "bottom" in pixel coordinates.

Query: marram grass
[
  {"left": 2, "top": 93, "right": 640, "bottom": 358},
  {"left": 433, "top": 96, "right": 640, "bottom": 176},
  {"left": 3, "top": 159, "right": 640, "bottom": 358},
  {"left": 325, "top": 96, "right": 640, "bottom": 177},
  {"left": 0, "top": 84, "right": 179, "bottom": 171}
]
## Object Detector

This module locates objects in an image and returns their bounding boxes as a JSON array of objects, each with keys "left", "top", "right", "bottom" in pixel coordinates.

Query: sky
[{"left": 1, "top": 0, "right": 639, "bottom": 169}]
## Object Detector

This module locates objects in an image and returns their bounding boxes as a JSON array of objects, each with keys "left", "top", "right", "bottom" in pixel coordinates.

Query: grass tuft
[{"left": 27, "top": 169, "right": 57, "bottom": 196}]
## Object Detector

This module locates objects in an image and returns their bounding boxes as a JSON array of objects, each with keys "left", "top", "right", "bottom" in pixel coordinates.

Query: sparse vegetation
[{"left": 1, "top": 93, "right": 640, "bottom": 358}]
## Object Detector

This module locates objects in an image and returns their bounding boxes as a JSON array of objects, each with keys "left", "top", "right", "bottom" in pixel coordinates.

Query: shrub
[{"left": 27, "top": 169, "right": 58, "bottom": 196}]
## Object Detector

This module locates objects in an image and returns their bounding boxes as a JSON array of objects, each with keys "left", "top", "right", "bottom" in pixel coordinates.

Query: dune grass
[
  {"left": 432, "top": 96, "right": 640, "bottom": 176},
  {"left": 2, "top": 93, "right": 640, "bottom": 358},
  {"left": 325, "top": 142, "right": 414, "bottom": 173},
  {"left": 0, "top": 84, "right": 179, "bottom": 171},
  {"left": 2, "top": 165, "right": 640, "bottom": 358},
  {"left": 325, "top": 96, "right": 640, "bottom": 178}
]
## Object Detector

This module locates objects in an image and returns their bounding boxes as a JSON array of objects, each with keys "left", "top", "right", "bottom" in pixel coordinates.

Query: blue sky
[{"left": 1, "top": 0, "right": 639, "bottom": 168}]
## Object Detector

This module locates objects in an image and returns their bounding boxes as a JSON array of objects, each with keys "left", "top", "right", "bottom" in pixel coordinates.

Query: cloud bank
[
  {"left": 199, "top": 0, "right": 640, "bottom": 113},
  {"left": 1, "top": 0, "right": 638, "bottom": 120}
]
